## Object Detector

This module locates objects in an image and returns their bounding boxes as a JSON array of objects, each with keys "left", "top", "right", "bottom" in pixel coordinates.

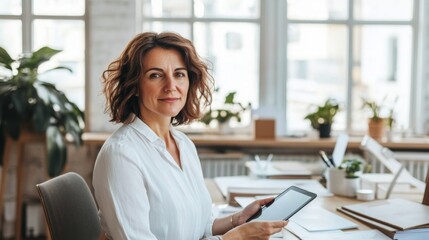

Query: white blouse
[{"left": 93, "top": 118, "right": 215, "bottom": 240}]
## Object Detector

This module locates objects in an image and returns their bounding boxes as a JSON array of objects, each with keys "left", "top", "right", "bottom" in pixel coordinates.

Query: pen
[
  {"left": 322, "top": 150, "right": 336, "bottom": 167},
  {"left": 319, "top": 151, "right": 333, "bottom": 168}
]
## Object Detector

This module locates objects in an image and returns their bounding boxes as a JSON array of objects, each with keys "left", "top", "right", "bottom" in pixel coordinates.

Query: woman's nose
[{"left": 163, "top": 75, "right": 176, "bottom": 92}]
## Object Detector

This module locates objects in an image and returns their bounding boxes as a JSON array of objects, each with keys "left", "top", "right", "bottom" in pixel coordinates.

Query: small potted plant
[
  {"left": 328, "top": 158, "right": 363, "bottom": 197},
  {"left": 362, "top": 97, "right": 389, "bottom": 141},
  {"left": 304, "top": 98, "right": 339, "bottom": 138},
  {"left": 200, "top": 90, "right": 250, "bottom": 133}
]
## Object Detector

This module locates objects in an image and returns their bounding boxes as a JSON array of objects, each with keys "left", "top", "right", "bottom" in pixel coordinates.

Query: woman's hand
[
  {"left": 222, "top": 220, "right": 288, "bottom": 240},
  {"left": 232, "top": 197, "right": 274, "bottom": 226}
]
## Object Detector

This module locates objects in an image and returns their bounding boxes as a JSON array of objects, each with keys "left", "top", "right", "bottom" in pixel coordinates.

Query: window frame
[{"left": 262, "top": 0, "right": 422, "bottom": 135}]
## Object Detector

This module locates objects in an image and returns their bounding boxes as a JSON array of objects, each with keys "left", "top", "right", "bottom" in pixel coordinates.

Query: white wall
[{"left": 87, "top": 0, "right": 136, "bottom": 132}]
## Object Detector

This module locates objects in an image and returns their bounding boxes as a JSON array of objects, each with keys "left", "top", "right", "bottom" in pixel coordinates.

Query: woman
[{"left": 93, "top": 32, "right": 287, "bottom": 240}]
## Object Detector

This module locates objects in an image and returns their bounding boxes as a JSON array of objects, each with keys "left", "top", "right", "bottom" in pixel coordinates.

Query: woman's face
[{"left": 138, "top": 47, "right": 189, "bottom": 122}]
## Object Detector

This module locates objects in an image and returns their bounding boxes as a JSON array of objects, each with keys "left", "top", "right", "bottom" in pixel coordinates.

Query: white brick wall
[{"left": 87, "top": 0, "right": 136, "bottom": 132}]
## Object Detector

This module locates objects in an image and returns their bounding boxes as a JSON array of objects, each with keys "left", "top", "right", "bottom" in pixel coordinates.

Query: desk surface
[{"left": 204, "top": 179, "right": 424, "bottom": 239}]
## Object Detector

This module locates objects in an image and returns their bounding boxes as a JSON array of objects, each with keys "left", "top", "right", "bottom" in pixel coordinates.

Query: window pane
[
  {"left": 143, "top": 22, "right": 191, "bottom": 39},
  {"left": 0, "top": 20, "right": 22, "bottom": 58},
  {"left": 352, "top": 26, "right": 412, "bottom": 131},
  {"left": 287, "top": 0, "right": 348, "bottom": 20},
  {"left": 33, "top": 20, "right": 85, "bottom": 109},
  {"left": 143, "top": 0, "right": 191, "bottom": 17},
  {"left": 195, "top": 0, "right": 259, "bottom": 18},
  {"left": 0, "top": 0, "right": 21, "bottom": 15},
  {"left": 354, "top": 0, "right": 413, "bottom": 21},
  {"left": 194, "top": 22, "right": 259, "bottom": 123},
  {"left": 287, "top": 24, "right": 348, "bottom": 132},
  {"left": 32, "top": 0, "right": 85, "bottom": 16}
]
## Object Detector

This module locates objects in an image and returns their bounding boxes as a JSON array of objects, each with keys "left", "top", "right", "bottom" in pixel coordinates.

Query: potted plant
[
  {"left": 304, "top": 98, "right": 339, "bottom": 138},
  {"left": 362, "top": 98, "right": 386, "bottom": 141},
  {"left": 0, "top": 46, "right": 85, "bottom": 177},
  {"left": 200, "top": 90, "right": 250, "bottom": 133},
  {"left": 327, "top": 158, "right": 363, "bottom": 197}
]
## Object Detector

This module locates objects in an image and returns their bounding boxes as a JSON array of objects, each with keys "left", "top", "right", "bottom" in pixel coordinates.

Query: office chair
[
  {"left": 360, "top": 135, "right": 426, "bottom": 192},
  {"left": 36, "top": 172, "right": 101, "bottom": 240}
]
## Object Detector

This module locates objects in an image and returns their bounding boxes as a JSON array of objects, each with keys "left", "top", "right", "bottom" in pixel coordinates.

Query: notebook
[
  {"left": 337, "top": 206, "right": 429, "bottom": 239},
  {"left": 337, "top": 198, "right": 429, "bottom": 238},
  {"left": 341, "top": 198, "right": 429, "bottom": 230}
]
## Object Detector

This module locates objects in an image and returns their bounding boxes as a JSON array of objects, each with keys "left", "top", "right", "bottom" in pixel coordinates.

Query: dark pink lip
[{"left": 159, "top": 97, "right": 180, "bottom": 102}]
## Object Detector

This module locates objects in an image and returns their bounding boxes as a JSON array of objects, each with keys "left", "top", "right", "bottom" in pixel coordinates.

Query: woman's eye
[
  {"left": 149, "top": 73, "right": 162, "bottom": 79},
  {"left": 176, "top": 72, "right": 186, "bottom": 78}
]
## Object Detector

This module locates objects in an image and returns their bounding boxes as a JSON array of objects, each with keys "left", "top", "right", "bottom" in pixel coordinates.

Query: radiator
[
  {"left": 365, "top": 151, "right": 429, "bottom": 181},
  {"left": 199, "top": 153, "right": 321, "bottom": 178},
  {"left": 199, "top": 151, "right": 429, "bottom": 180},
  {"left": 199, "top": 153, "right": 248, "bottom": 178}
]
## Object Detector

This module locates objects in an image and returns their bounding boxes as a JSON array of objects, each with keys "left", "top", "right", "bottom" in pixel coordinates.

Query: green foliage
[
  {"left": 362, "top": 96, "right": 398, "bottom": 130},
  {"left": 339, "top": 159, "right": 363, "bottom": 179},
  {"left": 304, "top": 99, "right": 339, "bottom": 130},
  {"left": 200, "top": 90, "right": 250, "bottom": 125},
  {"left": 0, "top": 46, "right": 84, "bottom": 177},
  {"left": 362, "top": 98, "right": 383, "bottom": 120}
]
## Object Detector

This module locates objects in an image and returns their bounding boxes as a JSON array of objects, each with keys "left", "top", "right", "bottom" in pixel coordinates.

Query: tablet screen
[{"left": 247, "top": 186, "right": 316, "bottom": 222}]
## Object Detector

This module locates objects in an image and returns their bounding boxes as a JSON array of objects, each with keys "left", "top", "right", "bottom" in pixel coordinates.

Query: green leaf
[
  {"left": 0, "top": 47, "right": 14, "bottom": 70},
  {"left": 224, "top": 92, "right": 236, "bottom": 104},
  {"left": 34, "top": 82, "right": 50, "bottom": 104},
  {"left": 19, "top": 47, "right": 62, "bottom": 70},
  {"left": 10, "top": 91, "right": 24, "bottom": 115},
  {"left": 4, "top": 113, "right": 21, "bottom": 139},
  {"left": 41, "top": 66, "right": 72, "bottom": 74},
  {"left": 32, "top": 101, "right": 51, "bottom": 132},
  {"left": 46, "top": 126, "right": 67, "bottom": 177}
]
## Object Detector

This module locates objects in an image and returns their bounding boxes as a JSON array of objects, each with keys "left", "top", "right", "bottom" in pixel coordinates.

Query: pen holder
[{"left": 327, "top": 168, "right": 360, "bottom": 197}]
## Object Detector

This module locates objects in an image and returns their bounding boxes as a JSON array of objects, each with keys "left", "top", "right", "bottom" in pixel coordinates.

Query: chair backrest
[
  {"left": 360, "top": 135, "right": 426, "bottom": 191},
  {"left": 36, "top": 172, "right": 101, "bottom": 240}
]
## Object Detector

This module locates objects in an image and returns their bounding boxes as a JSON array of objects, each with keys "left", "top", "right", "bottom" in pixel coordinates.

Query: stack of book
[{"left": 337, "top": 198, "right": 429, "bottom": 239}]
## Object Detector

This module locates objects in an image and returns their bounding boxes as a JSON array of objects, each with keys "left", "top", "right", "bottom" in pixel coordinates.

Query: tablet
[{"left": 246, "top": 186, "right": 317, "bottom": 222}]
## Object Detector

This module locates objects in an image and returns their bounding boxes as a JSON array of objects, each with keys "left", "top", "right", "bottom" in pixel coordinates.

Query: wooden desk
[{"left": 204, "top": 179, "right": 423, "bottom": 239}]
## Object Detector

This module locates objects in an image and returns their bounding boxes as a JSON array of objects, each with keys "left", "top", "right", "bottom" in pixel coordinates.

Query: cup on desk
[{"left": 327, "top": 168, "right": 360, "bottom": 197}]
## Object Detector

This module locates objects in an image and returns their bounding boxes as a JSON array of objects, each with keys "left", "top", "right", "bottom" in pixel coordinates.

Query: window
[
  {"left": 285, "top": 0, "right": 417, "bottom": 134},
  {"left": 0, "top": 0, "right": 86, "bottom": 109},
  {"left": 141, "top": 0, "right": 260, "bottom": 126}
]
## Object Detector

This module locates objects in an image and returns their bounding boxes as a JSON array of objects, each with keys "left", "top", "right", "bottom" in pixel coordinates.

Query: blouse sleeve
[{"left": 93, "top": 143, "right": 157, "bottom": 240}]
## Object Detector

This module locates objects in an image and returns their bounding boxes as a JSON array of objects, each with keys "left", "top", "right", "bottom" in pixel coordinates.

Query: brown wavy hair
[{"left": 102, "top": 32, "right": 214, "bottom": 125}]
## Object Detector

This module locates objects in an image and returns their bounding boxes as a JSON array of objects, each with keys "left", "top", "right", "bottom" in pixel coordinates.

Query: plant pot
[
  {"left": 318, "top": 123, "right": 331, "bottom": 138},
  {"left": 218, "top": 122, "right": 232, "bottom": 134},
  {"left": 327, "top": 168, "right": 360, "bottom": 197},
  {"left": 368, "top": 118, "right": 385, "bottom": 141}
]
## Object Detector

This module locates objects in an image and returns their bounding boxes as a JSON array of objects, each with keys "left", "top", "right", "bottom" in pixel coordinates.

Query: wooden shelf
[{"left": 82, "top": 132, "right": 429, "bottom": 151}]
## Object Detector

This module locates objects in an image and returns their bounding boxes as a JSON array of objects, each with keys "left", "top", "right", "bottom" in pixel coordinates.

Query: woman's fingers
[{"left": 257, "top": 197, "right": 275, "bottom": 206}]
